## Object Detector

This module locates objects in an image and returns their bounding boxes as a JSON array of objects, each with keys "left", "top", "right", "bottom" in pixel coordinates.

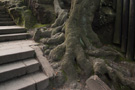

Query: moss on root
[
  {"left": 33, "top": 24, "right": 50, "bottom": 28},
  {"left": 33, "top": 0, "right": 135, "bottom": 89}
]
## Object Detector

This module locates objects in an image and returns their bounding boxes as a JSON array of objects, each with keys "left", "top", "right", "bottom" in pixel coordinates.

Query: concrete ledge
[{"left": 31, "top": 46, "right": 55, "bottom": 78}]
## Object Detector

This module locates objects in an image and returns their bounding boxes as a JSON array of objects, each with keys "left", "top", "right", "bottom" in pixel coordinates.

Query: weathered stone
[
  {"left": 0, "top": 47, "right": 35, "bottom": 64},
  {"left": 0, "top": 61, "right": 26, "bottom": 82},
  {"left": 86, "top": 75, "right": 111, "bottom": 90},
  {"left": 92, "top": 0, "right": 115, "bottom": 44},
  {"left": 24, "top": 0, "right": 56, "bottom": 24},
  {"left": 31, "top": 72, "right": 49, "bottom": 90},
  {"left": 0, "top": 17, "right": 12, "bottom": 21},
  {"left": 0, "top": 26, "right": 26, "bottom": 35},
  {"left": 0, "top": 33, "right": 30, "bottom": 42},
  {"left": 0, "top": 5, "right": 50, "bottom": 90},
  {"left": 0, "top": 21, "right": 15, "bottom": 26},
  {"left": 23, "top": 59, "right": 40, "bottom": 73},
  {"left": 31, "top": 46, "right": 55, "bottom": 78}
]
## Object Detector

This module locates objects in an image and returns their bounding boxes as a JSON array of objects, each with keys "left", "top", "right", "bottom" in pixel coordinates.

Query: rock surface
[
  {"left": 92, "top": 0, "right": 115, "bottom": 44},
  {"left": 24, "top": 0, "right": 56, "bottom": 24},
  {"left": 86, "top": 75, "right": 111, "bottom": 90}
]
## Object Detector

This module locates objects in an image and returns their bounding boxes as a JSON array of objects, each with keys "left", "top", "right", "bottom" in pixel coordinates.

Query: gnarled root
[
  {"left": 49, "top": 43, "right": 66, "bottom": 61},
  {"left": 34, "top": 28, "right": 52, "bottom": 41},
  {"left": 40, "top": 33, "right": 65, "bottom": 45},
  {"left": 34, "top": 0, "right": 135, "bottom": 89},
  {"left": 92, "top": 57, "right": 135, "bottom": 90}
]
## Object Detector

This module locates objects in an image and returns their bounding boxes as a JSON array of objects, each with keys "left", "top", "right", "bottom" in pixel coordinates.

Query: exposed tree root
[
  {"left": 51, "top": 25, "right": 64, "bottom": 35},
  {"left": 34, "top": 0, "right": 135, "bottom": 89},
  {"left": 34, "top": 28, "right": 52, "bottom": 41},
  {"left": 59, "top": 0, "right": 102, "bottom": 80},
  {"left": 87, "top": 46, "right": 123, "bottom": 61},
  {"left": 40, "top": 33, "right": 65, "bottom": 45},
  {"left": 49, "top": 43, "right": 66, "bottom": 61},
  {"left": 92, "top": 57, "right": 135, "bottom": 89}
]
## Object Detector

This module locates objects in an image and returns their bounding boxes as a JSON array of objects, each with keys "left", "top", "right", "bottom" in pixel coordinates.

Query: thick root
[
  {"left": 61, "top": 49, "right": 78, "bottom": 81},
  {"left": 92, "top": 57, "right": 135, "bottom": 90},
  {"left": 87, "top": 46, "right": 123, "bottom": 61},
  {"left": 34, "top": 28, "right": 52, "bottom": 41},
  {"left": 52, "top": 0, "right": 68, "bottom": 28},
  {"left": 51, "top": 10, "right": 68, "bottom": 28},
  {"left": 49, "top": 44, "right": 66, "bottom": 61},
  {"left": 75, "top": 44, "right": 92, "bottom": 77},
  {"left": 40, "top": 33, "right": 65, "bottom": 45},
  {"left": 51, "top": 25, "right": 64, "bottom": 35},
  {"left": 33, "top": 0, "right": 135, "bottom": 89}
]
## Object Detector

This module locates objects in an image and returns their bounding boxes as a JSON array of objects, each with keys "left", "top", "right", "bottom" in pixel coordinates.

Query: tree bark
[
  {"left": 113, "top": 0, "right": 123, "bottom": 44},
  {"left": 34, "top": 0, "right": 135, "bottom": 89},
  {"left": 126, "top": 0, "right": 135, "bottom": 60},
  {"left": 121, "top": 0, "right": 129, "bottom": 52},
  {"left": 55, "top": 0, "right": 102, "bottom": 80}
]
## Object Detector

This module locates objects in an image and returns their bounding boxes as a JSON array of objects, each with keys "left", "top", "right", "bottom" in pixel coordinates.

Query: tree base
[{"left": 34, "top": 0, "right": 135, "bottom": 89}]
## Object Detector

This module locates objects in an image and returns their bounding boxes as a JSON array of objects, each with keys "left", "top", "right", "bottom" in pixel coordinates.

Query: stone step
[
  {"left": 0, "top": 26, "right": 26, "bottom": 35},
  {"left": 0, "top": 9, "right": 6, "bottom": 12},
  {"left": 0, "top": 18, "right": 12, "bottom": 21},
  {"left": 0, "top": 14, "right": 9, "bottom": 18},
  {"left": 0, "top": 3, "right": 3, "bottom": 5},
  {"left": 0, "top": 47, "right": 35, "bottom": 64},
  {"left": 0, "top": 72, "right": 49, "bottom": 90},
  {"left": 0, "top": 12, "right": 6, "bottom": 14},
  {"left": 0, "top": 21, "right": 15, "bottom": 26},
  {"left": 0, "top": 5, "right": 4, "bottom": 8},
  {"left": 0, "top": 33, "right": 30, "bottom": 42},
  {"left": 31, "top": 72, "right": 49, "bottom": 90},
  {"left": 0, "top": 59, "right": 40, "bottom": 82}
]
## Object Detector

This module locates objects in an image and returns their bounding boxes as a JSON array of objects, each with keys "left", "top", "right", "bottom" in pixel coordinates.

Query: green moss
[
  {"left": 106, "top": 45, "right": 135, "bottom": 63},
  {"left": 74, "top": 62, "right": 82, "bottom": 74},
  {"left": 22, "top": 9, "right": 37, "bottom": 28},
  {"left": 80, "top": 38, "right": 85, "bottom": 47},
  {"left": 120, "top": 85, "right": 130, "bottom": 90},
  {"left": 114, "top": 84, "right": 131, "bottom": 90},
  {"left": 62, "top": 70, "right": 68, "bottom": 81},
  {"left": 8, "top": 7, "right": 22, "bottom": 25},
  {"left": 91, "top": 69, "right": 95, "bottom": 75},
  {"left": 117, "top": 56, "right": 135, "bottom": 63},
  {"left": 8, "top": 5, "right": 37, "bottom": 29},
  {"left": 33, "top": 24, "right": 50, "bottom": 28}
]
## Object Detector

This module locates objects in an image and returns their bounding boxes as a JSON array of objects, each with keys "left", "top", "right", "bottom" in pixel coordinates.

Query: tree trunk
[
  {"left": 34, "top": 0, "right": 135, "bottom": 89},
  {"left": 59, "top": 0, "right": 102, "bottom": 80},
  {"left": 121, "top": 0, "right": 129, "bottom": 52},
  {"left": 113, "top": 0, "right": 123, "bottom": 44},
  {"left": 126, "top": 0, "right": 135, "bottom": 60},
  {"left": 46, "top": 0, "right": 102, "bottom": 81}
]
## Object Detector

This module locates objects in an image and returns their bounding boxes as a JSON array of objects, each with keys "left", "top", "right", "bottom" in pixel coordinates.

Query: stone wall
[
  {"left": 3, "top": 0, "right": 37, "bottom": 28},
  {"left": 24, "top": 0, "right": 56, "bottom": 24},
  {"left": 92, "top": 0, "right": 115, "bottom": 44}
]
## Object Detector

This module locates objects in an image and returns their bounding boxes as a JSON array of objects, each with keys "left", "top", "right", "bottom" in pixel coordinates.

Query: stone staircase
[{"left": 0, "top": 6, "right": 50, "bottom": 90}]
